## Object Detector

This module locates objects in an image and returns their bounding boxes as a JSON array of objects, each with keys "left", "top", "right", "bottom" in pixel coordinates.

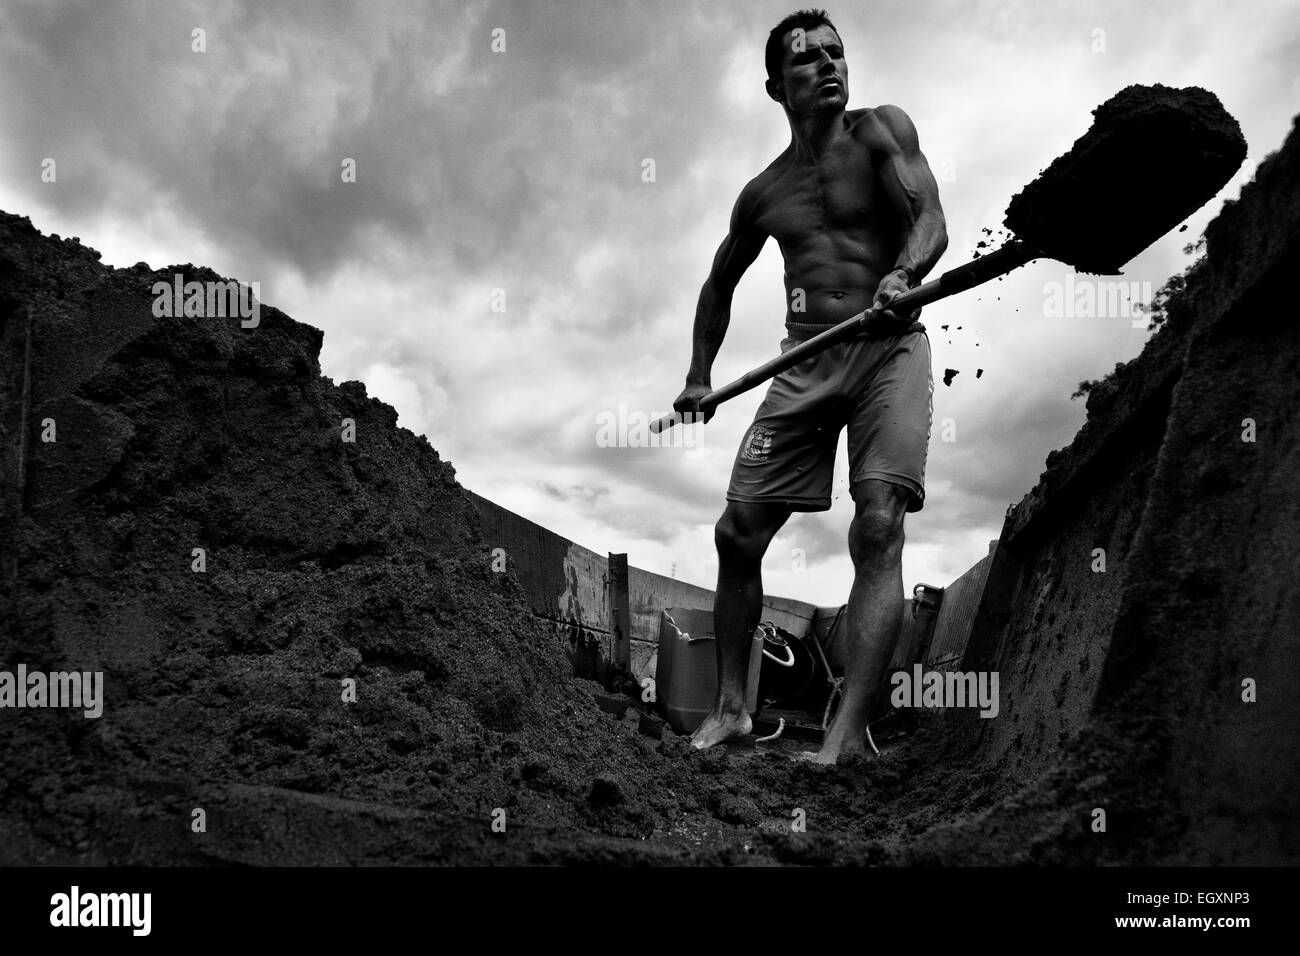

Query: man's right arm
[{"left": 675, "top": 186, "right": 767, "bottom": 419}]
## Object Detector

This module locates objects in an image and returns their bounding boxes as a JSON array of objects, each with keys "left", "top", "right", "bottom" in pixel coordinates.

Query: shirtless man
[{"left": 672, "top": 9, "right": 948, "bottom": 762}]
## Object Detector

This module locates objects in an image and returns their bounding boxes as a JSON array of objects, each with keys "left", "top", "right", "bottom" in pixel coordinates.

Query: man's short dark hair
[{"left": 765, "top": 8, "right": 840, "bottom": 86}]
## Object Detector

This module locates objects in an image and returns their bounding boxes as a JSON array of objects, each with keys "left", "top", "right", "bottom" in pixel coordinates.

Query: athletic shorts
[{"left": 725, "top": 322, "right": 933, "bottom": 513}]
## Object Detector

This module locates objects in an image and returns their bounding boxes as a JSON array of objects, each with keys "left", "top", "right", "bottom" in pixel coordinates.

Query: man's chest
[{"left": 756, "top": 146, "right": 887, "bottom": 241}]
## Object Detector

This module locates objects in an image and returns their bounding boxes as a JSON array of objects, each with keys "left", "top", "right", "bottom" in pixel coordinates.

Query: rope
[
  {"left": 822, "top": 677, "right": 845, "bottom": 731},
  {"left": 755, "top": 718, "right": 785, "bottom": 744},
  {"left": 818, "top": 608, "right": 846, "bottom": 731},
  {"left": 662, "top": 610, "right": 690, "bottom": 641},
  {"left": 817, "top": 606, "right": 881, "bottom": 755},
  {"left": 865, "top": 723, "right": 880, "bottom": 756},
  {"left": 758, "top": 620, "right": 795, "bottom": 666}
]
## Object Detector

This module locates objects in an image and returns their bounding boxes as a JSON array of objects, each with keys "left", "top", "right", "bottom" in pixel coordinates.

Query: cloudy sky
[{"left": 2, "top": 0, "right": 1296, "bottom": 606}]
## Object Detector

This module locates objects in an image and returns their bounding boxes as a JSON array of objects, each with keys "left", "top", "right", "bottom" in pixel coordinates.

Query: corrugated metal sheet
[{"left": 927, "top": 551, "right": 995, "bottom": 669}]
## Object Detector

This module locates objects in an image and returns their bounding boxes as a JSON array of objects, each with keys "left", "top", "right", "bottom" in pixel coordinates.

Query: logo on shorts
[{"left": 740, "top": 425, "right": 774, "bottom": 462}]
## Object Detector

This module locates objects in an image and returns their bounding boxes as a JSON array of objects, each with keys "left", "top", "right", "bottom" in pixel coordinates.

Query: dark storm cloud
[{"left": 0, "top": 0, "right": 748, "bottom": 286}]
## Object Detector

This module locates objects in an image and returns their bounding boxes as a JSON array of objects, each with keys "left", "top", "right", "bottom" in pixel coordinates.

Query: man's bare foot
[
  {"left": 813, "top": 719, "right": 875, "bottom": 764},
  {"left": 689, "top": 709, "right": 752, "bottom": 749},
  {"left": 812, "top": 736, "right": 866, "bottom": 764}
]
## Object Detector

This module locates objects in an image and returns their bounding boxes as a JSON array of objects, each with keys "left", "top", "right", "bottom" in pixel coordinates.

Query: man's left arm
[{"left": 865, "top": 104, "right": 949, "bottom": 323}]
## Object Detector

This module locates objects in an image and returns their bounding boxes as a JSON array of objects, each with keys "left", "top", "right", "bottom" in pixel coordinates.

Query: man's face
[{"left": 773, "top": 24, "right": 848, "bottom": 116}]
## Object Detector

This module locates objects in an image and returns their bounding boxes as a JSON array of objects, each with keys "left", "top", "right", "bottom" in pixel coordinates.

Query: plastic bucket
[{"left": 654, "top": 608, "right": 763, "bottom": 735}]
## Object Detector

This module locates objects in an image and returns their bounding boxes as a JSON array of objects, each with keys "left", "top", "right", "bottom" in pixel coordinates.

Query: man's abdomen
[
  {"left": 784, "top": 286, "right": 876, "bottom": 327},
  {"left": 779, "top": 231, "right": 899, "bottom": 326}
]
